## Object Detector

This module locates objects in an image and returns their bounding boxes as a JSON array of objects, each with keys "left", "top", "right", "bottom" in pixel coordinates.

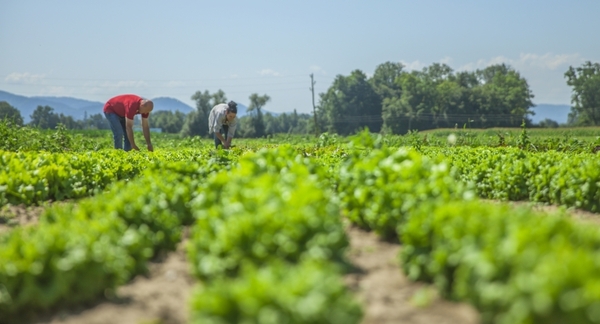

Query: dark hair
[{"left": 227, "top": 101, "right": 238, "bottom": 114}]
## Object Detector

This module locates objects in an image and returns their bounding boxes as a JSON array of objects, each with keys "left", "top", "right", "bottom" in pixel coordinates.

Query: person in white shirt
[{"left": 208, "top": 101, "right": 238, "bottom": 149}]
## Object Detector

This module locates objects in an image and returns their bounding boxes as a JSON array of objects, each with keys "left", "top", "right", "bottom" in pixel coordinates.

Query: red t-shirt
[{"left": 103, "top": 94, "right": 150, "bottom": 119}]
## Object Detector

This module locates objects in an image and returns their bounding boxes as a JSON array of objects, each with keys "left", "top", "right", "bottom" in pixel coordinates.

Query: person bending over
[
  {"left": 103, "top": 94, "right": 154, "bottom": 151},
  {"left": 208, "top": 101, "right": 238, "bottom": 149}
]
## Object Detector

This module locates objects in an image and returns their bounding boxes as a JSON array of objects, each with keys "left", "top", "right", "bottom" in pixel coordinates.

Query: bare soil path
[
  {"left": 3, "top": 200, "right": 598, "bottom": 324},
  {"left": 344, "top": 224, "right": 479, "bottom": 324}
]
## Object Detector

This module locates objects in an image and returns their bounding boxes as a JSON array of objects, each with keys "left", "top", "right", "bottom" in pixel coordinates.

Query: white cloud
[
  {"left": 401, "top": 60, "right": 426, "bottom": 71},
  {"left": 459, "top": 53, "right": 583, "bottom": 71},
  {"left": 5, "top": 72, "right": 46, "bottom": 84},
  {"left": 439, "top": 56, "right": 453, "bottom": 65},
  {"left": 400, "top": 57, "right": 455, "bottom": 71},
  {"left": 517, "top": 53, "right": 582, "bottom": 70},
  {"left": 259, "top": 69, "right": 281, "bottom": 76},
  {"left": 454, "top": 53, "right": 584, "bottom": 105}
]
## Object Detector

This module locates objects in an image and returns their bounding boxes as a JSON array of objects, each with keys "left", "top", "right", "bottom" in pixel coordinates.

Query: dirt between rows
[{"left": 1, "top": 201, "right": 598, "bottom": 324}]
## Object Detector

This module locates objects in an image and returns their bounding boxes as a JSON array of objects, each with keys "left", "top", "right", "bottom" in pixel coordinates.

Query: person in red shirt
[{"left": 103, "top": 94, "right": 154, "bottom": 151}]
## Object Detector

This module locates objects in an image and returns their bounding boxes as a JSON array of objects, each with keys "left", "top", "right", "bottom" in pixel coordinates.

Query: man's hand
[{"left": 147, "top": 144, "right": 154, "bottom": 152}]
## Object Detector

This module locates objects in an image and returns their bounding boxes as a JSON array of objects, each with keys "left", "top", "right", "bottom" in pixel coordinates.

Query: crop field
[{"left": 1, "top": 122, "right": 600, "bottom": 324}]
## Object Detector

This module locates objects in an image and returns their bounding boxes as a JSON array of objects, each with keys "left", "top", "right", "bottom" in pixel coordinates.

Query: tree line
[
  {"left": 1, "top": 61, "right": 599, "bottom": 136},
  {"left": 318, "top": 60, "right": 599, "bottom": 134}
]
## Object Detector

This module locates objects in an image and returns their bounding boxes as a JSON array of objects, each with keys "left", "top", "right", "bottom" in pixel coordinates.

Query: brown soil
[
  {"left": 344, "top": 224, "right": 479, "bottom": 324},
  {"left": 0, "top": 204, "right": 46, "bottom": 234},
  {"left": 32, "top": 232, "right": 195, "bottom": 324},
  {"left": 3, "top": 200, "right": 598, "bottom": 324}
]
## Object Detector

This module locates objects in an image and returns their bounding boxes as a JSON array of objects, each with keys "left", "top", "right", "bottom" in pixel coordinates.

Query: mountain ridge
[{"left": 0, "top": 90, "right": 257, "bottom": 122}]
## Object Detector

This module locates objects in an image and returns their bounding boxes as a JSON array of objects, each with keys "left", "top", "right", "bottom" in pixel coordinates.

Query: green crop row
[
  {"left": 1, "top": 147, "right": 362, "bottom": 323},
  {"left": 401, "top": 201, "right": 600, "bottom": 324},
  {"left": 0, "top": 148, "right": 234, "bottom": 206},
  {"left": 339, "top": 146, "right": 600, "bottom": 324},
  {"left": 426, "top": 147, "right": 600, "bottom": 212},
  {"left": 0, "top": 159, "right": 220, "bottom": 318},
  {"left": 337, "top": 147, "right": 472, "bottom": 240},
  {"left": 186, "top": 147, "right": 362, "bottom": 324}
]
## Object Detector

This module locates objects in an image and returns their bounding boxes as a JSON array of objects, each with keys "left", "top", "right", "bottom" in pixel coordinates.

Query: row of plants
[
  {"left": 1, "top": 147, "right": 363, "bottom": 323},
  {"left": 337, "top": 146, "right": 600, "bottom": 324},
  {"left": 427, "top": 147, "right": 600, "bottom": 212},
  {"left": 0, "top": 148, "right": 233, "bottom": 206},
  {"left": 0, "top": 159, "right": 218, "bottom": 319},
  {"left": 401, "top": 201, "right": 600, "bottom": 324},
  {"left": 0, "top": 121, "right": 109, "bottom": 152},
  {"left": 185, "top": 147, "right": 362, "bottom": 323}
]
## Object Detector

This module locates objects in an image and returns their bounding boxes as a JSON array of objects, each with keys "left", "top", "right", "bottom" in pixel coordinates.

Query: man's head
[
  {"left": 140, "top": 99, "right": 154, "bottom": 114},
  {"left": 226, "top": 101, "right": 237, "bottom": 121}
]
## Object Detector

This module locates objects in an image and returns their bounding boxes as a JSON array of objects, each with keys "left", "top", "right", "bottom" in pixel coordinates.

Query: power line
[{"left": 329, "top": 113, "right": 534, "bottom": 124}]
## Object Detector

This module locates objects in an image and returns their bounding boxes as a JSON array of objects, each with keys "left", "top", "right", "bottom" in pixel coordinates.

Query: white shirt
[{"left": 208, "top": 103, "right": 237, "bottom": 138}]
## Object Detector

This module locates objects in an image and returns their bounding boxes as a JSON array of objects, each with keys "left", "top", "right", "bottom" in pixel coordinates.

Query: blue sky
[{"left": 1, "top": 0, "right": 599, "bottom": 114}]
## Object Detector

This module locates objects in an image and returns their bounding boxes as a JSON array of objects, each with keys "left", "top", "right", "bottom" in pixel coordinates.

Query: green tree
[
  {"left": 82, "top": 113, "right": 110, "bottom": 130},
  {"left": 180, "top": 110, "right": 205, "bottom": 137},
  {"left": 183, "top": 89, "right": 228, "bottom": 137},
  {"left": 0, "top": 101, "right": 24, "bottom": 126},
  {"left": 30, "top": 105, "right": 60, "bottom": 129},
  {"left": 319, "top": 70, "right": 382, "bottom": 135},
  {"left": 565, "top": 61, "right": 600, "bottom": 125},
  {"left": 211, "top": 90, "right": 227, "bottom": 106},
  {"left": 370, "top": 61, "right": 405, "bottom": 99},
  {"left": 188, "top": 90, "right": 213, "bottom": 136},
  {"left": 382, "top": 71, "right": 435, "bottom": 134},
  {"left": 538, "top": 118, "right": 560, "bottom": 128},
  {"left": 475, "top": 64, "right": 535, "bottom": 127},
  {"left": 151, "top": 110, "right": 186, "bottom": 133},
  {"left": 246, "top": 93, "right": 270, "bottom": 137},
  {"left": 58, "top": 113, "right": 81, "bottom": 129}
]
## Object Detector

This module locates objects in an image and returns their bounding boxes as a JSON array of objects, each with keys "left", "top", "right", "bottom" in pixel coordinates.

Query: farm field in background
[{"left": 1, "top": 121, "right": 600, "bottom": 324}]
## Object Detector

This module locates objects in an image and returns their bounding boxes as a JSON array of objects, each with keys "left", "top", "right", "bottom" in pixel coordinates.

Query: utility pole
[{"left": 310, "top": 73, "right": 319, "bottom": 136}]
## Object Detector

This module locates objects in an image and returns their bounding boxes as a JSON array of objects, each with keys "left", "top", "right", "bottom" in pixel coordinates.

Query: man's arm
[
  {"left": 141, "top": 117, "right": 153, "bottom": 152},
  {"left": 125, "top": 118, "right": 139, "bottom": 151}
]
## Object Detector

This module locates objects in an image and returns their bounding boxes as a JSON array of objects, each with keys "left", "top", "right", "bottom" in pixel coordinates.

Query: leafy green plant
[{"left": 189, "top": 260, "right": 362, "bottom": 324}]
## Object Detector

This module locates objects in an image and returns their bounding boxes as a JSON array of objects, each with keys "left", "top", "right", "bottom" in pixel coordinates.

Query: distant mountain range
[
  {"left": 0, "top": 90, "right": 254, "bottom": 123},
  {"left": 0, "top": 90, "right": 570, "bottom": 124}
]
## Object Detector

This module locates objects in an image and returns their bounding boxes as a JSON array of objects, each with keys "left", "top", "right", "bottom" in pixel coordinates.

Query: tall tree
[
  {"left": 0, "top": 101, "right": 24, "bottom": 126},
  {"left": 370, "top": 61, "right": 405, "bottom": 99},
  {"left": 82, "top": 113, "right": 110, "bottom": 130},
  {"left": 319, "top": 70, "right": 382, "bottom": 135},
  {"left": 30, "top": 105, "right": 60, "bottom": 129},
  {"left": 184, "top": 89, "right": 228, "bottom": 137},
  {"left": 151, "top": 110, "right": 186, "bottom": 133},
  {"left": 565, "top": 61, "right": 600, "bottom": 125},
  {"left": 211, "top": 89, "right": 227, "bottom": 106},
  {"left": 189, "top": 90, "right": 213, "bottom": 136},
  {"left": 57, "top": 113, "right": 80, "bottom": 129},
  {"left": 475, "top": 64, "right": 535, "bottom": 127},
  {"left": 247, "top": 93, "right": 270, "bottom": 137},
  {"left": 180, "top": 110, "right": 205, "bottom": 137},
  {"left": 382, "top": 71, "right": 435, "bottom": 134}
]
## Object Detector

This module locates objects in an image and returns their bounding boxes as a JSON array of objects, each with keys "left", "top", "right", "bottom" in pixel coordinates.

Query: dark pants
[
  {"left": 214, "top": 125, "right": 229, "bottom": 148},
  {"left": 104, "top": 112, "right": 132, "bottom": 151}
]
